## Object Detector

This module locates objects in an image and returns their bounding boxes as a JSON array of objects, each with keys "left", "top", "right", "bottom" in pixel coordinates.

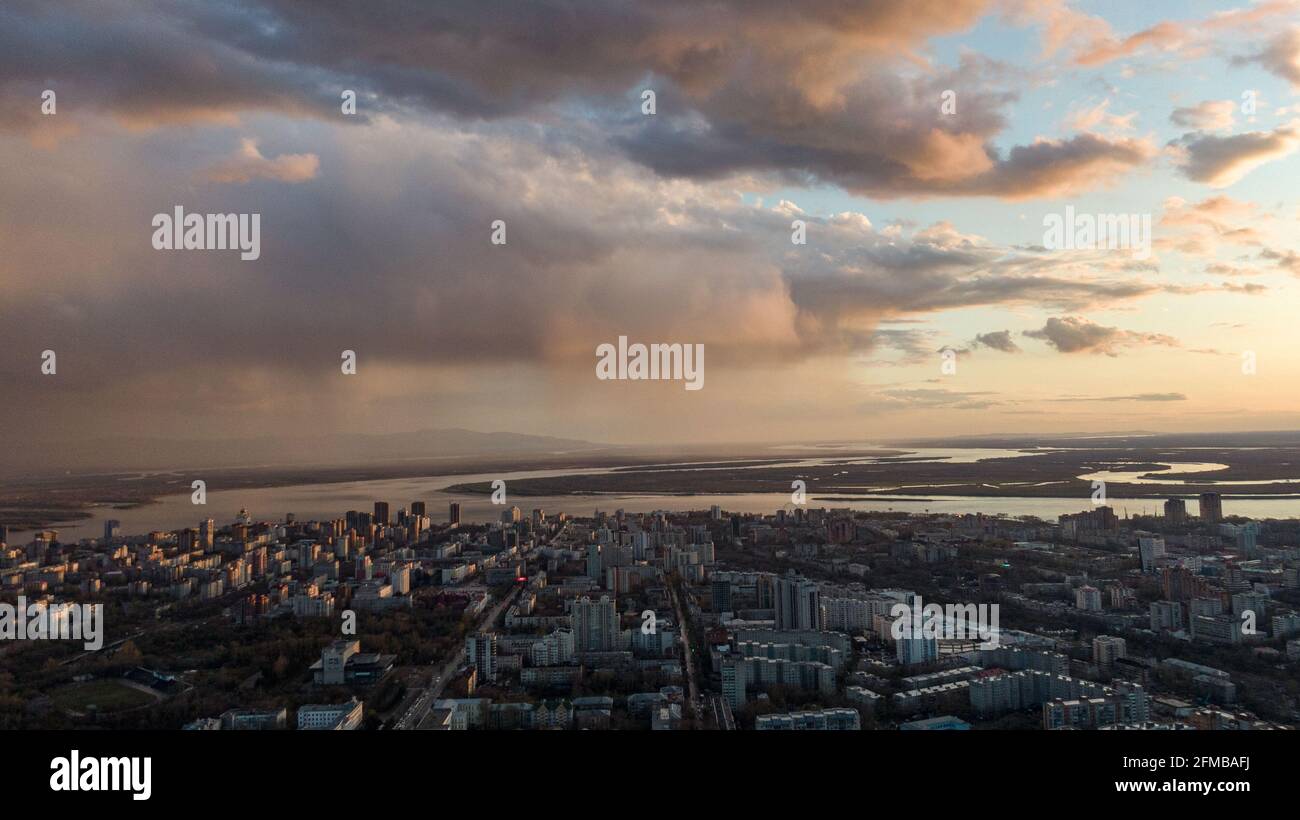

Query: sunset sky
[{"left": 4, "top": 0, "right": 1300, "bottom": 449}]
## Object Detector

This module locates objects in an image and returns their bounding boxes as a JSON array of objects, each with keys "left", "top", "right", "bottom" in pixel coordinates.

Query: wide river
[{"left": 47, "top": 447, "right": 1300, "bottom": 541}]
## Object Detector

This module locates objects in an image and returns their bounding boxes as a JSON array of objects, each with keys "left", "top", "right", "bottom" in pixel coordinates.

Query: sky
[{"left": 3, "top": 0, "right": 1300, "bottom": 450}]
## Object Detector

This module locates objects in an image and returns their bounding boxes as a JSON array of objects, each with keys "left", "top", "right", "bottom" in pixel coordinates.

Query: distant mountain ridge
[
  {"left": 889, "top": 430, "right": 1300, "bottom": 449},
  {"left": 6, "top": 429, "right": 612, "bottom": 476}
]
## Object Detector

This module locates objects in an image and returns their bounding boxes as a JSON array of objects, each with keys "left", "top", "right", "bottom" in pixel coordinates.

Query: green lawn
[{"left": 49, "top": 679, "right": 157, "bottom": 714}]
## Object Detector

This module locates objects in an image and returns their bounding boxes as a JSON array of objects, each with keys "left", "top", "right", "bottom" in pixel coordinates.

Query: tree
[{"left": 116, "top": 640, "right": 143, "bottom": 667}]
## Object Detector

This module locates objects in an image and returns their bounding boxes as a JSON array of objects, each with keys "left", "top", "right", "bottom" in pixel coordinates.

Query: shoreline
[{"left": 13, "top": 444, "right": 1300, "bottom": 534}]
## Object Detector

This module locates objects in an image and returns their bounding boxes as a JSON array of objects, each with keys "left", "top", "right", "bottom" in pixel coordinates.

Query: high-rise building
[
  {"left": 1058, "top": 505, "right": 1118, "bottom": 537},
  {"left": 1163, "top": 498, "right": 1186, "bottom": 526},
  {"left": 390, "top": 563, "right": 411, "bottom": 595},
  {"left": 1191, "top": 614, "right": 1243, "bottom": 644},
  {"left": 466, "top": 633, "right": 497, "bottom": 682},
  {"left": 1092, "top": 635, "right": 1127, "bottom": 670},
  {"left": 1222, "top": 561, "right": 1248, "bottom": 592},
  {"left": 1272, "top": 613, "right": 1300, "bottom": 639},
  {"left": 374, "top": 501, "right": 390, "bottom": 526},
  {"left": 721, "top": 659, "right": 744, "bottom": 708},
  {"left": 1199, "top": 492, "right": 1223, "bottom": 523},
  {"left": 410, "top": 501, "right": 426, "bottom": 518},
  {"left": 756, "top": 574, "right": 776, "bottom": 610},
  {"left": 449, "top": 502, "right": 461, "bottom": 527},
  {"left": 1163, "top": 566, "right": 1212, "bottom": 601},
  {"left": 1074, "top": 585, "right": 1102, "bottom": 612},
  {"left": 571, "top": 595, "right": 619, "bottom": 651},
  {"left": 1138, "top": 537, "right": 1165, "bottom": 573},
  {"left": 712, "top": 579, "right": 732, "bottom": 613},
  {"left": 826, "top": 518, "right": 854, "bottom": 544},
  {"left": 199, "top": 518, "right": 214, "bottom": 549},
  {"left": 895, "top": 636, "right": 938, "bottom": 667},
  {"left": 775, "top": 574, "right": 821, "bottom": 630},
  {"left": 1230, "top": 590, "right": 1268, "bottom": 620},
  {"left": 1230, "top": 522, "right": 1259, "bottom": 558},
  {"left": 822, "top": 597, "right": 873, "bottom": 633},
  {"left": 104, "top": 519, "right": 122, "bottom": 543},
  {"left": 1149, "top": 600, "right": 1184, "bottom": 632},
  {"left": 1189, "top": 596, "right": 1223, "bottom": 619}
]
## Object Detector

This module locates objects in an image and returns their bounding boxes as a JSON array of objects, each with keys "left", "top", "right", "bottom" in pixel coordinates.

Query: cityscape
[
  {"left": 3, "top": 478, "right": 1298, "bottom": 734},
  {"left": 5, "top": 0, "right": 1300, "bottom": 799}
]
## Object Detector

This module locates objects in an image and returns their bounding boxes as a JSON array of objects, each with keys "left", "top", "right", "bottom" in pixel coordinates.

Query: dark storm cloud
[
  {"left": 0, "top": 0, "right": 348, "bottom": 133},
  {"left": 0, "top": 0, "right": 1153, "bottom": 198},
  {"left": 0, "top": 112, "right": 1177, "bottom": 444},
  {"left": 0, "top": 0, "right": 1208, "bottom": 445}
]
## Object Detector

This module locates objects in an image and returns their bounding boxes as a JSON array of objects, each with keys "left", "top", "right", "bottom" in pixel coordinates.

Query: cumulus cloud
[
  {"left": 1170, "top": 100, "right": 1235, "bottom": 131},
  {"left": 866, "top": 329, "right": 942, "bottom": 364},
  {"left": 779, "top": 215, "right": 1168, "bottom": 354},
  {"left": 204, "top": 138, "right": 320, "bottom": 184},
  {"left": 1171, "top": 121, "right": 1300, "bottom": 187},
  {"left": 1017, "top": 0, "right": 1296, "bottom": 68},
  {"left": 970, "top": 330, "right": 1022, "bottom": 353},
  {"left": 0, "top": 0, "right": 1162, "bottom": 200},
  {"left": 0, "top": 110, "right": 1182, "bottom": 439},
  {"left": 1073, "top": 21, "right": 1189, "bottom": 66},
  {"left": 1022, "top": 316, "right": 1179, "bottom": 355},
  {"left": 0, "top": 0, "right": 1285, "bottom": 444},
  {"left": 1157, "top": 195, "right": 1264, "bottom": 254},
  {"left": 0, "top": 0, "right": 344, "bottom": 132},
  {"left": 1241, "top": 27, "right": 1300, "bottom": 89},
  {"left": 1063, "top": 99, "right": 1136, "bottom": 133},
  {"left": 1261, "top": 247, "right": 1300, "bottom": 274}
]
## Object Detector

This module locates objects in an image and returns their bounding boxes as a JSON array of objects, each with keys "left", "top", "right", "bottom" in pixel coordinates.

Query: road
[
  {"left": 667, "top": 576, "right": 706, "bottom": 724},
  {"left": 710, "top": 693, "right": 736, "bottom": 730},
  {"left": 394, "top": 582, "right": 522, "bottom": 730}
]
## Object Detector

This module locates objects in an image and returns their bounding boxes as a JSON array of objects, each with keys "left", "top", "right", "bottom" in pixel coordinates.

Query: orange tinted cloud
[
  {"left": 204, "top": 138, "right": 320, "bottom": 184},
  {"left": 1173, "top": 121, "right": 1300, "bottom": 187}
]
